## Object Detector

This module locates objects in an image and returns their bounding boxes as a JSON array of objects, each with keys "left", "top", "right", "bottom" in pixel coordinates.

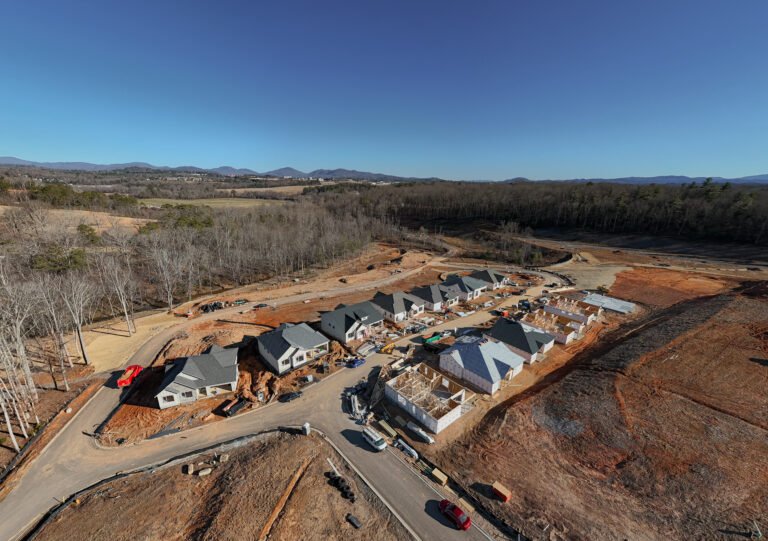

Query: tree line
[
  {"left": 0, "top": 199, "right": 400, "bottom": 454},
  {"left": 309, "top": 179, "right": 768, "bottom": 245}
]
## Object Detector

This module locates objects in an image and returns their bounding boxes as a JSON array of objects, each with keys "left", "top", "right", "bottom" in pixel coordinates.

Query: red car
[
  {"left": 117, "top": 365, "right": 143, "bottom": 388},
  {"left": 439, "top": 499, "right": 472, "bottom": 531}
]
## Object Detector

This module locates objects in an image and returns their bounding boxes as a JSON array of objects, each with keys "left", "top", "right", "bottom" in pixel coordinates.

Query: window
[
  {"left": 162, "top": 395, "right": 175, "bottom": 403},
  {"left": 182, "top": 391, "right": 193, "bottom": 398},
  {"left": 281, "top": 358, "right": 290, "bottom": 366}
]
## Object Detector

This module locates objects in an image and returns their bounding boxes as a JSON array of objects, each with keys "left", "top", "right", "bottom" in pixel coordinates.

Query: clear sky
[{"left": 1, "top": 0, "right": 766, "bottom": 180}]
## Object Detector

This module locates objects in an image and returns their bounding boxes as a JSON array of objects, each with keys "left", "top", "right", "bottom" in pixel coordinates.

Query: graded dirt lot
[
  {"left": 428, "top": 286, "right": 768, "bottom": 540},
  {"left": 33, "top": 432, "right": 410, "bottom": 541},
  {"left": 610, "top": 267, "right": 732, "bottom": 308}
]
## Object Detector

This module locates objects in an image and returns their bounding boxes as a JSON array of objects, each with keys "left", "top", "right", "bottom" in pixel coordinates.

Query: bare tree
[
  {"left": 58, "top": 272, "right": 97, "bottom": 365},
  {"left": 95, "top": 252, "right": 136, "bottom": 334}
]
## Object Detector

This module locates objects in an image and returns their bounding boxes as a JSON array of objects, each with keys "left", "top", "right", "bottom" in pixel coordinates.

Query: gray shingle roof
[
  {"left": 485, "top": 319, "right": 554, "bottom": 354},
  {"left": 469, "top": 269, "right": 507, "bottom": 286},
  {"left": 410, "top": 284, "right": 457, "bottom": 304},
  {"left": 442, "top": 336, "right": 524, "bottom": 384},
  {"left": 372, "top": 291, "right": 424, "bottom": 315},
  {"left": 257, "top": 323, "right": 329, "bottom": 359},
  {"left": 321, "top": 301, "right": 384, "bottom": 333},
  {"left": 157, "top": 345, "right": 238, "bottom": 396},
  {"left": 442, "top": 274, "right": 488, "bottom": 293}
]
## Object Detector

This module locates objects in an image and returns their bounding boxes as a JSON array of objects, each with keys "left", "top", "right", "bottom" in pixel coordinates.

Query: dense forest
[{"left": 310, "top": 180, "right": 768, "bottom": 245}]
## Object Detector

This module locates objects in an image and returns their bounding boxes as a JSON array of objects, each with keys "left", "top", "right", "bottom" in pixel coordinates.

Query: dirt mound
[
  {"left": 431, "top": 292, "right": 768, "bottom": 540},
  {"left": 35, "top": 432, "right": 409, "bottom": 541},
  {"left": 610, "top": 267, "right": 731, "bottom": 307}
]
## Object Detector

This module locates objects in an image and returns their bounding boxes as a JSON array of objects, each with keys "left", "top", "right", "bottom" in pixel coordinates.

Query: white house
[
  {"left": 320, "top": 301, "right": 385, "bottom": 344},
  {"left": 483, "top": 318, "right": 555, "bottom": 363},
  {"left": 155, "top": 345, "right": 239, "bottom": 409},
  {"left": 439, "top": 335, "right": 525, "bottom": 394},
  {"left": 408, "top": 284, "right": 460, "bottom": 312},
  {"left": 371, "top": 291, "right": 425, "bottom": 322},
  {"left": 256, "top": 323, "right": 330, "bottom": 375},
  {"left": 440, "top": 275, "right": 488, "bottom": 301},
  {"left": 469, "top": 269, "right": 510, "bottom": 290}
]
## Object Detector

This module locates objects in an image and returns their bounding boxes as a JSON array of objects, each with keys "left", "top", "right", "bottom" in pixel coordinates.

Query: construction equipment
[{"left": 380, "top": 342, "right": 396, "bottom": 355}]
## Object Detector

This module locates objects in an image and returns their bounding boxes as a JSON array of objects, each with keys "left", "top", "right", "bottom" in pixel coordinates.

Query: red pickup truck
[{"left": 117, "top": 365, "right": 143, "bottom": 388}]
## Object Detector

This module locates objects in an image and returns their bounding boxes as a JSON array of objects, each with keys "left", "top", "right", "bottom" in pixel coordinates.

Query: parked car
[
  {"left": 278, "top": 391, "right": 303, "bottom": 403},
  {"left": 254, "top": 303, "right": 269, "bottom": 310},
  {"left": 232, "top": 299, "right": 247, "bottom": 306},
  {"left": 347, "top": 357, "right": 366, "bottom": 368},
  {"left": 224, "top": 398, "right": 248, "bottom": 417},
  {"left": 439, "top": 499, "right": 472, "bottom": 531},
  {"left": 117, "top": 365, "right": 143, "bottom": 387}
]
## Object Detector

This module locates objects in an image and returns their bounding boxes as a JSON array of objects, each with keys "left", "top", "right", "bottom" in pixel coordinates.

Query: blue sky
[{"left": 1, "top": 0, "right": 766, "bottom": 180}]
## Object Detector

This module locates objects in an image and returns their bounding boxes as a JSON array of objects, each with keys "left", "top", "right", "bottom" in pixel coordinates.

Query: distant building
[
  {"left": 439, "top": 335, "right": 525, "bottom": 394},
  {"left": 257, "top": 323, "right": 330, "bottom": 375},
  {"left": 155, "top": 345, "right": 239, "bottom": 409},
  {"left": 320, "top": 301, "right": 385, "bottom": 344}
]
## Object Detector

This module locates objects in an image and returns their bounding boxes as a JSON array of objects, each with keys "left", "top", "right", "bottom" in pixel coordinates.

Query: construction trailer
[{"left": 384, "top": 364, "right": 473, "bottom": 434}]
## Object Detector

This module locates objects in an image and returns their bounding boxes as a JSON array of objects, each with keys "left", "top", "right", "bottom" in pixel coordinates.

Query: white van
[{"left": 362, "top": 427, "right": 388, "bottom": 452}]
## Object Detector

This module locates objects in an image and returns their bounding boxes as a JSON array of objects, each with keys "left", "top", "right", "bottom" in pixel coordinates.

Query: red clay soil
[
  {"left": 610, "top": 267, "right": 733, "bottom": 308},
  {"left": 35, "top": 432, "right": 410, "bottom": 541},
  {"left": 428, "top": 289, "right": 768, "bottom": 540}
]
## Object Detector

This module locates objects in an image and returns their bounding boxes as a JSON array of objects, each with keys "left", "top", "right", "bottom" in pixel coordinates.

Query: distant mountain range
[{"left": 0, "top": 156, "right": 766, "bottom": 184}]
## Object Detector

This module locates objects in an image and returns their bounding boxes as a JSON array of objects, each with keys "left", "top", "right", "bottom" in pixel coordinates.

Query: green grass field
[{"left": 140, "top": 197, "right": 289, "bottom": 208}]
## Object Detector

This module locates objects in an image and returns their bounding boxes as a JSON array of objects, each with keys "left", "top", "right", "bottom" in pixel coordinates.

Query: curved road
[{"left": 0, "top": 257, "right": 550, "bottom": 541}]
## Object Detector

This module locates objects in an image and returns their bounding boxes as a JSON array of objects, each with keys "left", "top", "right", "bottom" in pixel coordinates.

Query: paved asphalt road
[{"left": 0, "top": 262, "right": 557, "bottom": 541}]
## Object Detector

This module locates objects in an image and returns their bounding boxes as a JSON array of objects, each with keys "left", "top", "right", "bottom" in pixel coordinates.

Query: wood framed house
[{"left": 257, "top": 323, "right": 330, "bottom": 375}]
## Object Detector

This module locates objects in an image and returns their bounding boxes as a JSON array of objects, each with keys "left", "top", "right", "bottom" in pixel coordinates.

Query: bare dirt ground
[
  {"left": 98, "top": 265, "right": 445, "bottom": 445},
  {"left": 34, "top": 432, "right": 410, "bottom": 541},
  {"left": 610, "top": 267, "right": 733, "bottom": 308},
  {"left": 427, "top": 285, "right": 768, "bottom": 541}
]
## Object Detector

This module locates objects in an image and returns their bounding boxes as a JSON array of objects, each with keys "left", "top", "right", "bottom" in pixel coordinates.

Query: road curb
[{"left": 311, "top": 428, "right": 422, "bottom": 541}]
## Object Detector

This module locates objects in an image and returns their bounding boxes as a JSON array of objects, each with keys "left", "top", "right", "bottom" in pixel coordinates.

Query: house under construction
[
  {"left": 543, "top": 296, "right": 602, "bottom": 324},
  {"left": 522, "top": 309, "right": 580, "bottom": 344},
  {"left": 384, "top": 363, "right": 473, "bottom": 433}
]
